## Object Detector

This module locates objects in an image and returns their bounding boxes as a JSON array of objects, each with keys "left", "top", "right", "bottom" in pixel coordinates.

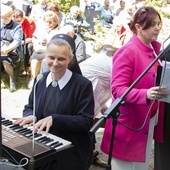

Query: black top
[{"left": 23, "top": 71, "right": 94, "bottom": 170}]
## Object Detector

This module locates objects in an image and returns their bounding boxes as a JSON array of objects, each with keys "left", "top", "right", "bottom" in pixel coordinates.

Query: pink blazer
[{"left": 101, "top": 35, "right": 164, "bottom": 162}]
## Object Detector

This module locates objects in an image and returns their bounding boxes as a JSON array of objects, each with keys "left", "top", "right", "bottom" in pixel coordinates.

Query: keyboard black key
[
  {"left": 37, "top": 136, "right": 48, "bottom": 142},
  {"left": 42, "top": 138, "right": 54, "bottom": 144},
  {"left": 51, "top": 142, "right": 63, "bottom": 148},
  {"left": 29, "top": 133, "right": 42, "bottom": 139},
  {"left": 49, "top": 141, "right": 59, "bottom": 147}
]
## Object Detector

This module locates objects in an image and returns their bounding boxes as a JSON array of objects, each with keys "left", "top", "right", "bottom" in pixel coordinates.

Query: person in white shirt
[{"left": 80, "top": 44, "right": 118, "bottom": 118}]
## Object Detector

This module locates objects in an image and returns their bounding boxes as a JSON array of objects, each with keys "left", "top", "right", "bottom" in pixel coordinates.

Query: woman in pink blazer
[{"left": 101, "top": 6, "right": 169, "bottom": 170}]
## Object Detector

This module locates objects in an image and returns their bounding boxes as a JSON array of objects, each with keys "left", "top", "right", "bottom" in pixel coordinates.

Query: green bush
[{"left": 34, "top": 0, "right": 79, "bottom": 14}]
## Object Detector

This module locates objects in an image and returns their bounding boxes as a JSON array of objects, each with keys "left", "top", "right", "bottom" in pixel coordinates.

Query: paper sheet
[{"left": 159, "top": 61, "right": 170, "bottom": 103}]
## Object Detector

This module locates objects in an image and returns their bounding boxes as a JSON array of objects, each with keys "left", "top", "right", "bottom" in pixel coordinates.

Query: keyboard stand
[{"left": 28, "top": 145, "right": 74, "bottom": 170}]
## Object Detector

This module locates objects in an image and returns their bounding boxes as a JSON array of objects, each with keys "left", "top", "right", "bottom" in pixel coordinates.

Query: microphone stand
[
  {"left": 90, "top": 42, "right": 170, "bottom": 170},
  {"left": 29, "top": 74, "right": 43, "bottom": 170}
]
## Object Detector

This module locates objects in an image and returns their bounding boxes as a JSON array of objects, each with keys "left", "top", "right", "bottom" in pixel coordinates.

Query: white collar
[{"left": 46, "top": 69, "right": 72, "bottom": 90}]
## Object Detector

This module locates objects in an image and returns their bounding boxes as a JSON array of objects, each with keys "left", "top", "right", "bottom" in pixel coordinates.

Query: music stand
[{"left": 90, "top": 40, "right": 170, "bottom": 170}]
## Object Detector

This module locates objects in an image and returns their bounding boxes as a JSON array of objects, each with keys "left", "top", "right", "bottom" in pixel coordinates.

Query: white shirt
[{"left": 46, "top": 69, "right": 72, "bottom": 90}]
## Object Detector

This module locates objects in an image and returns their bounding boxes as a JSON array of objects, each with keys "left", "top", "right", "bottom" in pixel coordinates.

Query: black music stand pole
[
  {"left": 90, "top": 42, "right": 170, "bottom": 169},
  {"left": 90, "top": 98, "right": 124, "bottom": 170},
  {"left": 106, "top": 111, "right": 120, "bottom": 170}
]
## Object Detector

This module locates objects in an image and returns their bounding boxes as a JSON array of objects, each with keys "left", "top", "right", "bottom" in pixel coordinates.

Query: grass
[{"left": 1, "top": 61, "right": 30, "bottom": 90}]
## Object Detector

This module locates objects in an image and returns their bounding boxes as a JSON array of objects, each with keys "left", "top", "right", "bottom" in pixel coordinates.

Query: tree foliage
[
  {"left": 146, "top": 0, "right": 169, "bottom": 7},
  {"left": 34, "top": 0, "right": 80, "bottom": 14}
]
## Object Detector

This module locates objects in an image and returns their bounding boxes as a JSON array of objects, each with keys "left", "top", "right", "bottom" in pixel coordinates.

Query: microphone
[
  {"left": 36, "top": 73, "right": 43, "bottom": 83},
  {"left": 29, "top": 74, "right": 43, "bottom": 170}
]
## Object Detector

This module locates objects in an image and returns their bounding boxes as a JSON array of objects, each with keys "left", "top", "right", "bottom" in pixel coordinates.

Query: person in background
[
  {"left": 13, "top": 9, "right": 36, "bottom": 39},
  {"left": 30, "top": 0, "right": 48, "bottom": 25},
  {"left": 104, "top": 16, "right": 133, "bottom": 48},
  {"left": 40, "top": 24, "right": 86, "bottom": 73},
  {"left": 84, "top": 0, "right": 101, "bottom": 11},
  {"left": 80, "top": 44, "right": 118, "bottom": 118},
  {"left": 1, "top": 5, "right": 23, "bottom": 92},
  {"left": 80, "top": 44, "right": 118, "bottom": 168},
  {"left": 22, "top": 0, "right": 35, "bottom": 16},
  {"left": 13, "top": 34, "right": 94, "bottom": 170},
  {"left": 28, "top": 10, "right": 60, "bottom": 89},
  {"left": 13, "top": 8, "right": 36, "bottom": 75},
  {"left": 47, "top": 2, "right": 65, "bottom": 28},
  {"left": 62, "top": 25, "right": 87, "bottom": 63},
  {"left": 65, "top": 5, "right": 90, "bottom": 34},
  {"left": 83, "top": 0, "right": 101, "bottom": 34},
  {"left": 115, "top": 0, "right": 126, "bottom": 16},
  {"left": 101, "top": 6, "right": 169, "bottom": 170},
  {"left": 98, "top": 0, "right": 114, "bottom": 26}
]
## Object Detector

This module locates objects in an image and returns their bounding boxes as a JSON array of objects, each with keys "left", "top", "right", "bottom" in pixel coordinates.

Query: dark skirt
[
  {"left": 154, "top": 103, "right": 170, "bottom": 170},
  {"left": 1, "top": 53, "right": 19, "bottom": 66}
]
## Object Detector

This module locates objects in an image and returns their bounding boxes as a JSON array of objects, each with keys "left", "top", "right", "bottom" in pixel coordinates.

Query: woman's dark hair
[
  {"left": 13, "top": 9, "right": 24, "bottom": 18},
  {"left": 129, "top": 6, "right": 162, "bottom": 34}
]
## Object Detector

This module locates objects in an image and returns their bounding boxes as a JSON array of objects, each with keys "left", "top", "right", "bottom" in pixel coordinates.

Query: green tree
[{"left": 34, "top": 0, "right": 80, "bottom": 14}]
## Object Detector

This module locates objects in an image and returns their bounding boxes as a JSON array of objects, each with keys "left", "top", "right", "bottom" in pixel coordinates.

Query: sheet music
[{"left": 159, "top": 61, "right": 170, "bottom": 103}]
